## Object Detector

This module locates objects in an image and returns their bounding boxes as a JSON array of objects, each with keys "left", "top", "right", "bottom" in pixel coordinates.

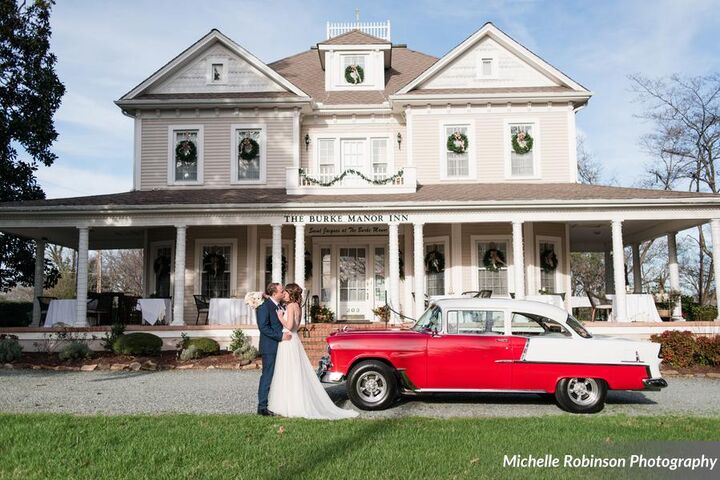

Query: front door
[{"left": 338, "top": 246, "right": 369, "bottom": 320}]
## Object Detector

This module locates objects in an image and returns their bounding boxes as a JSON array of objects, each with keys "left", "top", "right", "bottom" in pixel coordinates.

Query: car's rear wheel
[
  {"left": 555, "top": 377, "right": 607, "bottom": 414},
  {"left": 347, "top": 360, "right": 398, "bottom": 411}
]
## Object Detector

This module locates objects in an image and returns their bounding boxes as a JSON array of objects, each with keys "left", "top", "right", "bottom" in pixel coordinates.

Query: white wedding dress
[{"left": 268, "top": 312, "right": 358, "bottom": 420}]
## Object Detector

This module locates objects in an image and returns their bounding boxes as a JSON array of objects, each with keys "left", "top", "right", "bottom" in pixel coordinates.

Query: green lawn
[{"left": 0, "top": 414, "right": 718, "bottom": 480}]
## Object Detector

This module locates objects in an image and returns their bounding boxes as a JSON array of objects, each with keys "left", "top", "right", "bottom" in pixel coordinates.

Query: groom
[{"left": 256, "top": 282, "right": 291, "bottom": 416}]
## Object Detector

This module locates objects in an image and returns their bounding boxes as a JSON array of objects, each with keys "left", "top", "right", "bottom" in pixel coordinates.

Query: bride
[{"left": 267, "top": 283, "right": 358, "bottom": 420}]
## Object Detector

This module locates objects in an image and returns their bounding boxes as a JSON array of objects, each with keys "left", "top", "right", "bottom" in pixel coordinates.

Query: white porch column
[
  {"left": 632, "top": 243, "right": 642, "bottom": 294},
  {"left": 171, "top": 225, "right": 187, "bottom": 325},
  {"left": 246, "top": 225, "right": 258, "bottom": 292},
  {"left": 512, "top": 221, "right": 525, "bottom": 299},
  {"left": 413, "top": 223, "right": 425, "bottom": 317},
  {"left": 604, "top": 250, "right": 614, "bottom": 294},
  {"left": 75, "top": 227, "right": 90, "bottom": 327},
  {"left": 388, "top": 222, "right": 400, "bottom": 322},
  {"left": 711, "top": 219, "right": 720, "bottom": 321},
  {"left": 611, "top": 220, "right": 626, "bottom": 322},
  {"left": 294, "top": 223, "right": 305, "bottom": 290},
  {"left": 271, "top": 224, "right": 282, "bottom": 284},
  {"left": 32, "top": 239, "right": 46, "bottom": 326},
  {"left": 667, "top": 232, "right": 683, "bottom": 320},
  {"left": 451, "top": 224, "right": 462, "bottom": 295}
]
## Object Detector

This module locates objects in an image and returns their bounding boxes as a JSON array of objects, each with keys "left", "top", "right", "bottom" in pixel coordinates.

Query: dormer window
[
  {"left": 207, "top": 60, "right": 227, "bottom": 84},
  {"left": 342, "top": 55, "right": 366, "bottom": 85}
]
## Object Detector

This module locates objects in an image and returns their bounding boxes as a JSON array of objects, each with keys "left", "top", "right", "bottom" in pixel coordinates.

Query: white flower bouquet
[{"left": 244, "top": 291, "right": 265, "bottom": 309}]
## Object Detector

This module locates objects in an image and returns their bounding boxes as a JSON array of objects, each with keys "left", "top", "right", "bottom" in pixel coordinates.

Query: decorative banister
[{"left": 326, "top": 20, "right": 391, "bottom": 41}]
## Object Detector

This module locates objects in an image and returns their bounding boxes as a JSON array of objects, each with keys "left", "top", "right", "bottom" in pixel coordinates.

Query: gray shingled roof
[{"left": 0, "top": 183, "right": 716, "bottom": 210}]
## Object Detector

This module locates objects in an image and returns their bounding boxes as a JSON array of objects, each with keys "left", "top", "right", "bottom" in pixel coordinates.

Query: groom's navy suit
[{"left": 256, "top": 297, "right": 284, "bottom": 411}]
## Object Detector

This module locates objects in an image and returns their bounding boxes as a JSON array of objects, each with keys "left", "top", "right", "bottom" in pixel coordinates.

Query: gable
[
  {"left": 149, "top": 42, "right": 286, "bottom": 95},
  {"left": 419, "top": 36, "right": 558, "bottom": 90}
]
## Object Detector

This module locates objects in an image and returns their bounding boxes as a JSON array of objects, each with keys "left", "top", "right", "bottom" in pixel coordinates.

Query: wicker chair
[
  {"left": 87, "top": 293, "right": 113, "bottom": 326},
  {"left": 193, "top": 295, "right": 209, "bottom": 325},
  {"left": 587, "top": 291, "right": 613, "bottom": 321},
  {"left": 36, "top": 296, "right": 57, "bottom": 326}
]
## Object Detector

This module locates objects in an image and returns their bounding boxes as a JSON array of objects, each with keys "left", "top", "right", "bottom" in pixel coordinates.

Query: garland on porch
[
  {"left": 175, "top": 139, "right": 197, "bottom": 163},
  {"left": 424, "top": 249, "right": 445, "bottom": 274},
  {"left": 540, "top": 248, "right": 558, "bottom": 272},
  {"left": 238, "top": 137, "right": 260, "bottom": 161},
  {"left": 511, "top": 131, "right": 534, "bottom": 154},
  {"left": 203, "top": 253, "right": 226, "bottom": 277},
  {"left": 446, "top": 131, "right": 469, "bottom": 154},
  {"left": 483, "top": 246, "right": 506, "bottom": 272},
  {"left": 344, "top": 64, "right": 364, "bottom": 84},
  {"left": 299, "top": 168, "right": 403, "bottom": 186},
  {"left": 265, "top": 255, "right": 288, "bottom": 278}
]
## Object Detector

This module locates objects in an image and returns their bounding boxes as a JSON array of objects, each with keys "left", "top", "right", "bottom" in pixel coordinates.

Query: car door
[{"left": 426, "top": 309, "right": 515, "bottom": 390}]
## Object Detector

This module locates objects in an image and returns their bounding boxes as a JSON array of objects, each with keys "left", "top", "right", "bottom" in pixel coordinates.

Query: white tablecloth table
[
  {"left": 44, "top": 299, "right": 77, "bottom": 327},
  {"left": 137, "top": 298, "right": 172, "bottom": 325},
  {"left": 612, "top": 294, "right": 661, "bottom": 322},
  {"left": 524, "top": 294, "right": 566, "bottom": 310},
  {"left": 207, "top": 298, "right": 252, "bottom": 325}
]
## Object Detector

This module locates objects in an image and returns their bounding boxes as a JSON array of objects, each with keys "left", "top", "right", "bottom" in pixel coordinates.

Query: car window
[
  {"left": 566, "top": 315, "right": 592, "bottom": 338},
  {"left": 510, "top": 312, "right": 570, "bottom": 337},
  {"left": 447, "top": 310, "right": 504, "bottom": 335},
  {"left": 413, "top": 306, "right": 442, "bottom": 333}
]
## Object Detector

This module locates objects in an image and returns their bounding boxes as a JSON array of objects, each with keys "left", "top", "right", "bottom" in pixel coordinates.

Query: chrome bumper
[
  {"left": 642, "top": 378, "right": 668, "bottom": 391},
  {"left": 316, "top": 355, "right": 345, "bottom": 384}
]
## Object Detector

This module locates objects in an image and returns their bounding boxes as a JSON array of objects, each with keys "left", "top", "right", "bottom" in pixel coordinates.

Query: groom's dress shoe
[{"left": 257, "top": 408, "right": 276, "bottom": 416}]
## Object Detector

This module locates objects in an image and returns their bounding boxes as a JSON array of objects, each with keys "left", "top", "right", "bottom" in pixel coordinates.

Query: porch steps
[{"left": 299, "top": 322, "right": 390, "bottom": 366}]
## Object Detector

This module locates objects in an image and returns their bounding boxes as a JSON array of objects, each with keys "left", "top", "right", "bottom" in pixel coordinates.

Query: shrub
[
  {"left": 102, "top": 323, "right": 126, "bottom": 351},
  {"left": 695, "top": 335, "right": 720, "bottom": 366},
  {"left": 0, "top": 302, "right": 33, "bottom": 327},
  {"left": 179, "top": 345, "right": 201, "bottom": 361},
  {"left": 228, "top": 329, "right": 248, "bottom": 352},
  {"left": 0, "top": 335, "right": 22, "bottom": 363},
  {"left": 112, "top": 333, "right": 163, "bottom": 356},
  {"left": 310, "top": 305, "right": 334, "bottom": 323},
  {"left": 233, "top": 343, "right": 258, "bottom": 362},
  {"left": 59, "top": 341, "right": 93, "bottom": 361},
  {"left": 650, "top": 330, "right": 697, "bottom": 368},
  {"left": 690, "top": 304, "right": 718, "bottom": 322},
  {"left": 182, "top": 337, "right": 220, "bottom": 355}
]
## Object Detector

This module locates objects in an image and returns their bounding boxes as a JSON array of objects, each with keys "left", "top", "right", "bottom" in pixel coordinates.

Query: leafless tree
[
  {"left": 630, "top": 73, "right": 720, "bottom": 303},
  {"left": 100, "top": 249, "right": 144, "bottom": 296}
]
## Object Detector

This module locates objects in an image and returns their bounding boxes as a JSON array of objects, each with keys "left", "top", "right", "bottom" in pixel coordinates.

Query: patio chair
[
  {"left": 478, "top": 290, "right": 493, "bottom": 298},
  {"left": 193, "top": 295, "right": 209, "bottom": 325},
  {"left": 586, "top": 290, "right": 613, "bottom": 321},
  {"left": 87, "top": 292, "right": 113, "bottom": 326},
  {"left": 120, "top": 295, "right": 142, "bottom": 324},
  {"left": 36, "top": 296, "right": 57, "bottom": 326}
]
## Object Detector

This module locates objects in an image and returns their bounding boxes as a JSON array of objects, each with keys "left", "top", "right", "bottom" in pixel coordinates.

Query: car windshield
[
  {"left": 566, "top": 315, "right": 592, "bottom": 338},
  {"left": 413, "top": 305, "right": 442, "bottom": 333}
]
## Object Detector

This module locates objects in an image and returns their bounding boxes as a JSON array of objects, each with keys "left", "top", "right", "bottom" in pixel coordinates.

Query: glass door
[
  {"left": 338, "top": 246, "right": 369, "bottom": 319},
  {"left": 340, "top": 139, "right": 366, "bottom": 186}
]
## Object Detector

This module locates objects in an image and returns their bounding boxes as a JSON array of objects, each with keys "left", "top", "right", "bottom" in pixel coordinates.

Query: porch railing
[
  {"left": 286, "top": 166, "right": 416, "bottom": 195},
  {"left": 326, "top": 20, "right": 391, "bottom": 41}
]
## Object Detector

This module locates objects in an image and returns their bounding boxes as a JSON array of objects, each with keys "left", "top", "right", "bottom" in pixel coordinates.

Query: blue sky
[{"left": 38, "top": 0, "right": 720, "bottom": 198}]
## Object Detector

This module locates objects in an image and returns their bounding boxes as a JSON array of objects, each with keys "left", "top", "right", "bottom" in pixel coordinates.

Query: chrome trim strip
[
  {"left": 414, "top": 388, "right": 546, "bottom": 393},
  {"left": 495, "top": 360, "right": 513, "bottom": 363}
]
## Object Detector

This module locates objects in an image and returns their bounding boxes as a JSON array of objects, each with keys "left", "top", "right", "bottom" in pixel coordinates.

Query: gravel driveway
[{"left": 1, "top": 370, "right": 718, "bottom": 417}]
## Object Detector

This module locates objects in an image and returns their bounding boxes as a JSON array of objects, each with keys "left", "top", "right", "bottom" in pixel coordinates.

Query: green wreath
[
  {"left": 265, "top": 255, "right": 288, "bottom": 278},
  {"left": 175, "top": 140, "right": 197, "bottom": 163},
  {"left": 424, "top": 250, "right": 445, "bottom": 274},
  {"left": 238, "top": 137, "right": 260, "bottom": 161},
  {"left": 446, "top": 132, "right": 469, "bottom": 154},
  {"left": 203, "top": 253, "right": 226, "bottom": 278},
  {"left": 483, "top": 248, "right": 506, "bottom": 272},
  {"left": 344, "top": 64, "right": 364, "bottom": 84},
  {"left": 540, "top": 249, "right": 558, "bottom": 273},
  {"left": 511, "top": 131, "right": 534, "bottom": 154}
]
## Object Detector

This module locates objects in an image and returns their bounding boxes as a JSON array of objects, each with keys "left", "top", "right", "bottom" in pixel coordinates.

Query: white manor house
[{"left": 2, "top": 20, "right": 720, "bottom": 340}]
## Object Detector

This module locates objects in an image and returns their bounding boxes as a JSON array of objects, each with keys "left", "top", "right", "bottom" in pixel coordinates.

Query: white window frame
[
  {"left": 504, "top": 119, "right": 541, "bottom": 180},
  {"left": 535, "top": 235, "right": 562, "bottom": 294},
  {"left": 231, "top": 123, "right": 267, "bottom": 185},
  {"left": 340, "top": 53, "right": 368, "bottom": 87},
  {"left": 470, "top": 235, "right": 514, "bottom": 296},
  {"left": 424, "top": 236, "right": 450, "bottom": 297},
  {"left": 167, "top": 125, "right": 204, "bottom": 186},
  {"left": 259, "top": 239, "right": 294, "bottom": 289},
  {"left": 148, "top": 241, "right": 174, "bottom": 297},
  {"left": 193, "top": 238, "right": 238, "bottom": 297},
  {"left": 476, "top": 54, "right": 498, "bottom": 79},
  {"left": 207, "top": 59, "right": 228, "bottom": 85},
  {"left": 311, "top": 134, "right": 394, "bottom": 180},
  {"left": 439, "top": 120, "right": 476, "bottom": 180}
]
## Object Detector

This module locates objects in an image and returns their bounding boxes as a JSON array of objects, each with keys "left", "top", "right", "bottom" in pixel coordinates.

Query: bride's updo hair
[{"left": 284, "top": 283, "right": 303, "bottom": 304}]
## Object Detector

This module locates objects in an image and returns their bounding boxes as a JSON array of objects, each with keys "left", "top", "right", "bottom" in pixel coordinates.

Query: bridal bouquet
[{"left": 244, "top": 291, "right": 265, "bottom": 309}]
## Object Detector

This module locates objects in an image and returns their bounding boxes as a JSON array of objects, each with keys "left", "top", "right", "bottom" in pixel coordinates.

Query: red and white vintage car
[{"left": 318, "top": 298, "right": 667, "bottom": 413}]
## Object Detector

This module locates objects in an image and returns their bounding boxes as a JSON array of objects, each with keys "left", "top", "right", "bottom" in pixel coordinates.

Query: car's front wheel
[
  {"left": 555, "top": 377, "right": 607, "bottom": 414},
  {"left": 346, "top": 360, "right": 398, "bottom": 410}
]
